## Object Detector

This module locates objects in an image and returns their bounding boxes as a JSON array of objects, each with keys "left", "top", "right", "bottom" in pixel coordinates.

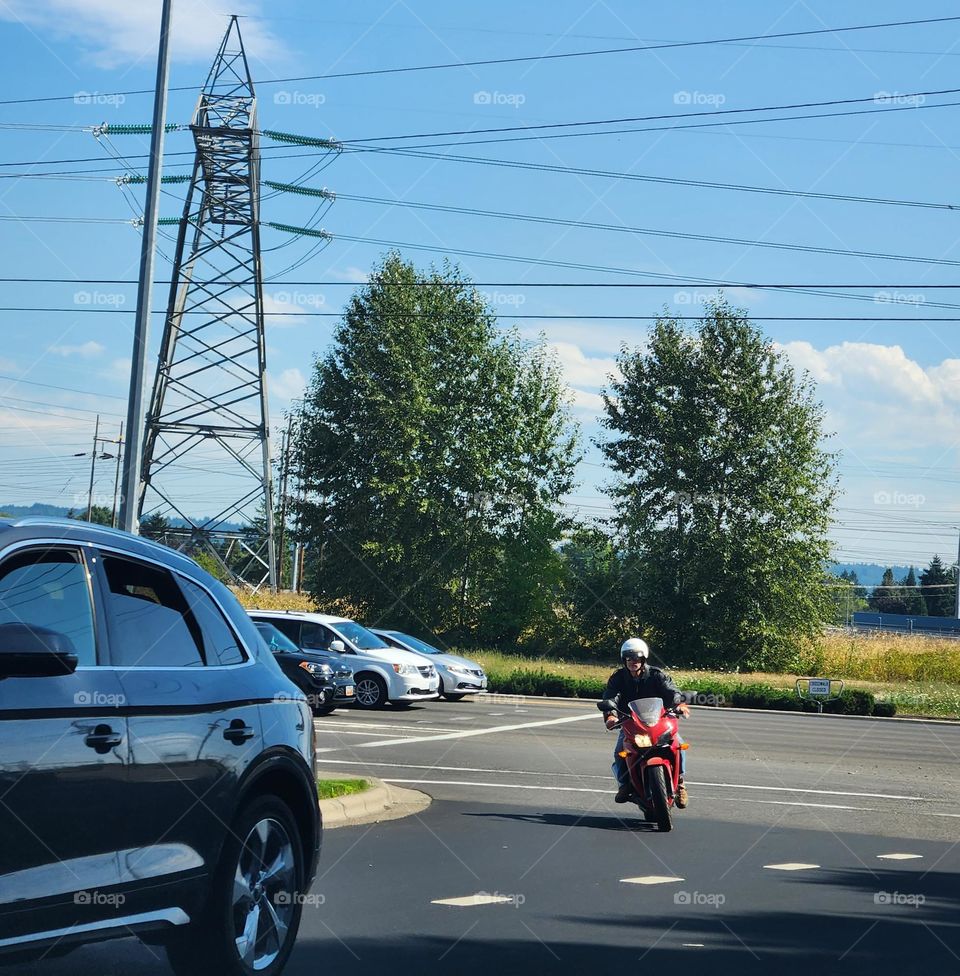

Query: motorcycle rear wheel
[{"left": 649, "top": 766, "right": 673, "bottom": 832}]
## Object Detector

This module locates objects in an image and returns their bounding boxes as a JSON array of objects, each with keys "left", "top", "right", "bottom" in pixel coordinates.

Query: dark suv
[{"left": 0, "top": 518, "right": 320, "bottom": 976}]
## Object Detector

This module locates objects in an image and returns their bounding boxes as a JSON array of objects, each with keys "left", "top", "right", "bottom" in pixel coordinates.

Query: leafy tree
[
  {"left": 920, "top": 555, "right": 956, "bottom": 616},
  {"left": 139, "top": 512, "right": 171, "bottom": 539},
  {"left": 869, "top": 567, "right": 908, "bottom": 614},
  {"left": 599, "top": 302, "right": 837, "bottom": 669},
  {"left": 295, "top": 253, "right": 579, "bottom": 639},
  {"left": 827, "top": 569, "right": 868, "bottom": 625},
  {"left": 67, "top": 505, "right": 113, "bottom": 526}
]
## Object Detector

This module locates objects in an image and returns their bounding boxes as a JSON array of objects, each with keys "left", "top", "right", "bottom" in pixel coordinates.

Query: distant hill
[
  {"left": 0, "top": 503, "right": 244, "bottom": 532},
  {"left": 829, "top": 563, "right": 915, "bottom": 587}
]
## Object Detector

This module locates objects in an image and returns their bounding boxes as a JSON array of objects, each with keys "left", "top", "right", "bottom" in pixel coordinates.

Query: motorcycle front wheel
[{"left": 648, "top": 765, "right": 673, "bottom": 832}]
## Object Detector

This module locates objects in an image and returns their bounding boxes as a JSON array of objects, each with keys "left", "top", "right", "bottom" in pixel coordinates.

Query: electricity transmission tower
[{"left": 139, "top": 16, "right": 277, "bottom": 589}]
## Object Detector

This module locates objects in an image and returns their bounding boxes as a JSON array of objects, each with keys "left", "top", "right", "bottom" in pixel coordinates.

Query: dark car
[
  {"left": 253, "top": 620, "right": 354, "bottom": 714},
  {"left": 0, "top": 518, "right": 320, "bottom": 976}
]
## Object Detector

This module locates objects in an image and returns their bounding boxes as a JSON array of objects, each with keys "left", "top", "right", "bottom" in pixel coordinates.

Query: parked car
[
  {"left": 248, "top": 611, "right": 439, "bottom": 709},
  {"left": 0, "top": 518, "right": 320, "bottom": 976},
  {"left": 371, "top": 630, "right": 487, "bottom": 701},
  {"left": 253, "top": 619, "right": 354, "bottom": 714}
]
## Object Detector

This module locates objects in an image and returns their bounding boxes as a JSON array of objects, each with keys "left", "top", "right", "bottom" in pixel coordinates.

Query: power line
[{"left": 0, "top": 15, "right": 956, "bottom": 107}]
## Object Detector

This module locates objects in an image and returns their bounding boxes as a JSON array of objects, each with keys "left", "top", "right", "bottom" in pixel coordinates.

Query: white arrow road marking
[
  {"left": 432, "top": 894, "right": 515, "bottom": 907},
  {"left": 620, "top": 876, "right": 685, "bottom": 885},
  {"left": 877, "top": 853, "right": 924, "bottom": 860},
  {"left": 764, "top": 863, "right": 820, "bottom": 871}
]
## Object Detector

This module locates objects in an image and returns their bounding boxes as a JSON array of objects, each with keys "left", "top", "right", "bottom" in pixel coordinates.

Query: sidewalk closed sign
[{"left": 808, "top": 679, "right": 832, "bottom": 697}]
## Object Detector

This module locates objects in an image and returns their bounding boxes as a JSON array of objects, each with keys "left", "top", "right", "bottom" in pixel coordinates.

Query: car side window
[
  {"left": 301, "top": 622, "right": 336, "bottom": 651},
  {"left": 101, "top": 555, "right": 205, "bottom": 668},
  {"left": 0, "top": 547, "right": 96, "bottom": 666},
  {"left": 267, "top": 618, "right": 302, "bottom": 645},
  {"left": 178, "top": 576, "right": 246, "bottom": 666}
]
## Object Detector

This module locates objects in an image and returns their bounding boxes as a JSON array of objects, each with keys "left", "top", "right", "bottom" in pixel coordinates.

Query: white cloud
[
  {"left": 263, "top": 292, "right": 313, "bottom": 328},
  {"left": 0, "top": 0, "right": 287, "bottom": 68},
  {"left": 270, "top": 367, "right": 305, "bottom": 402},
  {"left": 548, "top": 341, "right": 620, "bottom": 388},
  {"left": 49, "top": 341, "right": 105, "bottom": 359},
  {"left": 568, "top": 387, "right": 605, "bottom": 418},
  {"left": 333, "top": 267, "right": 369, "bottom": 284}
]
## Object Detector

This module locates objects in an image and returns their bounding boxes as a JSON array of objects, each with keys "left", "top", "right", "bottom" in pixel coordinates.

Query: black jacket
[{"left": 602, "top": 666, "right": 683, "bottom": 716}]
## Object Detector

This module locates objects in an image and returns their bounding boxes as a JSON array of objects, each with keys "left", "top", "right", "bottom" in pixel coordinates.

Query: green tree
[
  {"left": 920, "top": 555, "right": 956, "bottom": 616},
  {"left": 599, "top": 302, "right": 837, "bottom": 669},
  {"left": 869, "top": 567, "right": 908, "bottom": 614},
  {"left": 901, "top": 566, "right": 927, "bottom": 615},
  {"left": 295, "top": 253, "right": 579, "bottom": 639},
  {"left": 139, "top": 512, "right": 171, "bottom": 539},
  {"left": 827, "top": 570, "right": 868, "bottom": 625},
  {"left": 67, "top": 505, "right": 112, "bottom": 526}
]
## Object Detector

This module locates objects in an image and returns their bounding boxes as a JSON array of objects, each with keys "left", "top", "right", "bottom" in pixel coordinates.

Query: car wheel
[
  {"left": 354, "top": 674, "right": 388, "bottom": 709},
  {"left": 443, "top": 693, "right": 467, "bottom": 702},
  {"left": 165, "top": 795, "right": 305, "bottom": 976}
]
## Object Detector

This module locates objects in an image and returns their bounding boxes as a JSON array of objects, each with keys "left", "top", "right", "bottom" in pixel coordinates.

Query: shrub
[{"left": 872, "top": 701, "right": 897, "bottom": 718}]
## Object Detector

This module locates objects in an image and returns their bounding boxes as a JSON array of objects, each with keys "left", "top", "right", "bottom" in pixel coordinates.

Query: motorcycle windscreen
[{"left": 628, "top": 697, "right": 663, "bottom": 726}]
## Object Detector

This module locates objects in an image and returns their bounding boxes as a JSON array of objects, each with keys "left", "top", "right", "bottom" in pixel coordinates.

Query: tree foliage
[
  {"left": 295, "top": 254, "right": 579, "bottom": 639},
  {"left": 599, "top": 302, "right": 837, "bottom": 668},
  {"left": 920, "top": 555, "right": 956, "bottom": 617}
]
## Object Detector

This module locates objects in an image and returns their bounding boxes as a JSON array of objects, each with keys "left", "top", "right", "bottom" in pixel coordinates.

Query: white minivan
[{"left": 248, "top": 610, "right": 440, "bottom": 708}]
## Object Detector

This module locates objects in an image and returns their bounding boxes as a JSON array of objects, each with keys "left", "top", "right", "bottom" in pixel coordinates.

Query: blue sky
[{"left": 1, "top": 0, "right": 960, "bottom": 572}]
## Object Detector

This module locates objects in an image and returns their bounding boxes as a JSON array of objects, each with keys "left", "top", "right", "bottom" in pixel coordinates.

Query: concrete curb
[{"left": 319, "top": 773, "right": 431, "bottom": 829}]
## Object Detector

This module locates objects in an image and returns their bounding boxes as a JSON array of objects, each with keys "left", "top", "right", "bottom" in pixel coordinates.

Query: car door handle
[
  {"left": 85, "top": 724, "right": 122, "bottom": 753},
  {"left": 223, "top": 720, "right": 256, "bottom": 744}
]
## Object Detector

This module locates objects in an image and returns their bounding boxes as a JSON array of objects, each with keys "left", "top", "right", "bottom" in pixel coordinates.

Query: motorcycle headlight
[{"left": 634, "top": 733, "right": 652, "bottom": 748}]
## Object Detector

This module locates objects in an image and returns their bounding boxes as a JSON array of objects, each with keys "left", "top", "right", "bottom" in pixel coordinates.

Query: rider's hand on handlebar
[
  {"left": 677, "top": 703, "right": 690, "bottom": 718},
  {"left": 604, "top": 713, "right": 619, "bottom": 729}
]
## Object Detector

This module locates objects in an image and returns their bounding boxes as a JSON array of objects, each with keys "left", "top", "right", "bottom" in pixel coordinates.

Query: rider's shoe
[
  {"left": 614, "top": 784, "right": 632, "bottom": 803},
  {"left": 676, "top": 778, "right": 688, "bottom": 809}
]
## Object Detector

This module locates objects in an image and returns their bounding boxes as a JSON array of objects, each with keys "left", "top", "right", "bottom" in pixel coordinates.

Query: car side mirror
[
  {"left": 0, "top": 623, "right": 79, "bottom": 679},
  {"left": 597, "top": 699, "right": 618, "bottom": 712},
  {"left": 328, "top": 639, "right": 346, "bottom": 653}
]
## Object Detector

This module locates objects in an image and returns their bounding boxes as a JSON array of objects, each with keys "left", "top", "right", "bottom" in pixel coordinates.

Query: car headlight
[
  {"left": 634, "top": 733, "right": 652, "bottom": 748},
  {"left": 392, "top": 664, "right": 418, "bottom": 675},
  {"left": 299, "top": 661, "right": 333, "bottom": 678},
  {"left": 447, "top": 665, "right": 473, "bottom": 676}
]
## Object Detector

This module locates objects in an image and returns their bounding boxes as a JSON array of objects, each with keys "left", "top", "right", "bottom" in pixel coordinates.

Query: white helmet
[{"left": 620, "top": 637, "right": 650, "bottom": 663}]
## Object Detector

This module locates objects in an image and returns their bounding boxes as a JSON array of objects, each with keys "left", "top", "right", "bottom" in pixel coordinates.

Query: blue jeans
[{"left": 612, "top": 729, "right": 686, "bottom": 788}]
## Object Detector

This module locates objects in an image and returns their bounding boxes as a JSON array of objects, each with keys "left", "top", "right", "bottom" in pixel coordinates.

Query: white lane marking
[
  {"left": 683, "top": 944, "right": 706, "bottom": 948},
  {"left": 877, "top": 853, "right": 924, "bottom": 860},
  {"left": 432, "top": 894, "right": 514, "bottom": 907},
  {"left": 314, "top": 721, "right": 465, "bottom": 734},
  {"left": 764, "top": 863, "right": 820, "bottom": 871},
  {"left": 317, "top": 711, "right": 597, "bottom": 752},
  {"left": 314, "top": 759, "right": 930, "bottom": 802},
  {"left": 381, "top": 779, "right": 877, "bottom": 811},
  {"left": 620, "top": 876, "right": 684, "bottom": 885},
  {"left": 728, "top": 798, "right": 874, "bottom": 811}
]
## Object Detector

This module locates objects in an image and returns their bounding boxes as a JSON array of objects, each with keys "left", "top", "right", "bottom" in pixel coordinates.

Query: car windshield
[
  {"left": 254, "top": 622, "right": 300, "bottom": 654},
  {"left": 335, "top": 621, "right": 390, "bottom": 650},
  {"left": 390, "top": 632, "right": 443, "bottom": 655},
  {"left": 628, "top": 697, "right": 664, "bottom": 727}
]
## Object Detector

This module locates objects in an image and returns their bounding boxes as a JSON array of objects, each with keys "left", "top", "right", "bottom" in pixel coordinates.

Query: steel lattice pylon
[{"left": 139, "top": 16, "right": 276, "bottom": 590}]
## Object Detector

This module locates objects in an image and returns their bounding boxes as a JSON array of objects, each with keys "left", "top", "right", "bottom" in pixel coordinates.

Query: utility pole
[
  {"left": 111, "top": 423, "right": 124, "bottom": 528},
  {"left": 85, "top": 415, "right": 101, "bottom": 522},
  {"left": 119, "top": 0, "right": 173, "bottom": 534},
  {"left": 276, "top": 416, "right": 293, "bottom": 589}
]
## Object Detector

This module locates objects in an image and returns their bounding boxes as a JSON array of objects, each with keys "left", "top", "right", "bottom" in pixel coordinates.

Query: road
[{"left": 18, "top": 698, "right": 960, "bottom": 975}]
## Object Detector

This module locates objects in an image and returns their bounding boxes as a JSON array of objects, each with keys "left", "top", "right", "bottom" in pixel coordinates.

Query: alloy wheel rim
[
  {"left": 356, "top": 678, "right": 381, "bottom": 706},
  {"left": 232, "top": 817, "right": 297, "bottom": 971}
]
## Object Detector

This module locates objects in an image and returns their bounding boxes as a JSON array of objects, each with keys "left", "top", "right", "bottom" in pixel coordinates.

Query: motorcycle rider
[{"left": 602, "top": 637, "right": 689, "bottom": 806}]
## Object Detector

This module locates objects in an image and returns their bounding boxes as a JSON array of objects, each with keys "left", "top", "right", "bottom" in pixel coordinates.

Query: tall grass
[{"left": 818, "top": 633, "right": 960, "bottom": 684}]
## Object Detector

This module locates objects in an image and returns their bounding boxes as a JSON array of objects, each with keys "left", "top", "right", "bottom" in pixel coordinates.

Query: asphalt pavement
[{"left": 18, "top": 697, "right": 960, "bottom": 976}]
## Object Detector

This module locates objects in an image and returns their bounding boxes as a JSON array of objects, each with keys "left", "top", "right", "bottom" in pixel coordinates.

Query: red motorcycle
[{"left": 598, "top": 696, "right": 688, "bottom": 832}]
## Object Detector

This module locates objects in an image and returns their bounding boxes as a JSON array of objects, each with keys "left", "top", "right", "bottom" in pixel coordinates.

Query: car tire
[
  {"left": 354, "top": 673, "right": 388, "bottom": 709},
  {"left": 165, "top": 795, "right": 305, "bottom": 976},
  {"left": 443, "top": 693, "right": 467, "bottom": 702}
]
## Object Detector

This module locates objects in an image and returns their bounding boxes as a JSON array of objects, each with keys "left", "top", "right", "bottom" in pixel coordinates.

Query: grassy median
[{"left": 317, "top": 779, "right": 369, "bottom": 800}]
